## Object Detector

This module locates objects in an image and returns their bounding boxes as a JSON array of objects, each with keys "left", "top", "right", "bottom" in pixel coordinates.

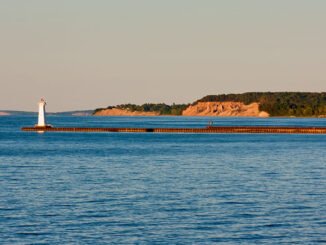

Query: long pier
[{"left": 21, "top": 126, "right": 326, "bottom": 134}]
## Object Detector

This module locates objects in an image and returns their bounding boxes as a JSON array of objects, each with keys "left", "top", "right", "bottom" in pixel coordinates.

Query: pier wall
[{"left": 21, "top": 126, "right": 326, "bottom": 134}]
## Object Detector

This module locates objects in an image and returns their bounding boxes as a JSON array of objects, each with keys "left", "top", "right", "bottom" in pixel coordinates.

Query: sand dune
[
  {"left": 94, "top": 108, "right": 159, "bottom": 116},
  {"left": 182, "top": 102, "right": 269, "bottom": 117}
]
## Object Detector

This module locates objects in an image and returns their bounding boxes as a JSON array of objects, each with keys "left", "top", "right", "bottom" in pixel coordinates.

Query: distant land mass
[
  {"left": 52, "top": 110, "right": 93, "bottom": 116},
  {"left": 0, "top": 110, "right": 36, "bottom": 116},
  {"left": 94, "top": 92, "right": 326, "bottom": 117},
  {"left": 0, "top": 110, "right": 93, "bottom": 116},
  {"left": 94, "top": 104, "right": 188, "bottom": 116}
]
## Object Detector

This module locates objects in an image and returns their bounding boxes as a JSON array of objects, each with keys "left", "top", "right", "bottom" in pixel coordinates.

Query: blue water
[{"left": 1, "top": 116, "right": 326, "bottom": 244}]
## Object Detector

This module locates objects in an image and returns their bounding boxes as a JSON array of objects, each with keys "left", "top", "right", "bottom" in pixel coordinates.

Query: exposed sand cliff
[
  {"left": 94, "top": 108, "right": 160, "bottom": 116},
  {"left": 182, "top": 102, "right": 269, "bottom": 117},
  {"left": 94, "top": 102, "right": 269, "bottom": 117}
]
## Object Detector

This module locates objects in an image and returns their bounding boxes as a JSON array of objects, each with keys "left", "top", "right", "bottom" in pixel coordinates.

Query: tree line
[
  {"left": 197, "top": 92, "right": 326, "bottom": 117},
  {"left": 94, "top": 103, "right": 189, "bottom": 115},
  {"left": 94, "top": 92, "right": 326, "bottom": 117}
]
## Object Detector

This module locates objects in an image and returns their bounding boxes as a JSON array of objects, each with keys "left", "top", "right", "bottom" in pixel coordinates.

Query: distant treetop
[
  {"left": 94, "top": 92, "right": 326, "bottom": 117},
  {"left": 94, "top": 103, "right": 189, "bottom": 116},
  {"left": 196, "top": 92, "right": 326, "bottom": 117}
]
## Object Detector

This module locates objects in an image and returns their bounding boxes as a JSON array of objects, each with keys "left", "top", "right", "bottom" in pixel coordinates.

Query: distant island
[
  {"left": 0, "top": 110, "right": 93, "bottom": 116},
  {"left": 0, "top": 110, "right": 36, "bottom": 116},
  {"left": 94, "top": 92, "right": 326, "bottom": 117}
]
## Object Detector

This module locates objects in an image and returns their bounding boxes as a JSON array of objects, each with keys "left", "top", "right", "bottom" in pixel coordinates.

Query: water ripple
[{"left": 0, "top": 116, "right": 325, "bottom": 243}]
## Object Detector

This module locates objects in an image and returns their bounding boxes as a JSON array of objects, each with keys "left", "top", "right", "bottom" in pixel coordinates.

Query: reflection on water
[{"left": 0, "top": 116, "right": 325, "bottom": 243}]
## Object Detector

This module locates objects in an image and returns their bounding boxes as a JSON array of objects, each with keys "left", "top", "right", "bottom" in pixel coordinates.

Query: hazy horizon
[
  {"left": 1, "top": 1, "right": 326, "bottom": 112},
  {"left": 2, "top": 91, "right": 326, "bottom": 113}
]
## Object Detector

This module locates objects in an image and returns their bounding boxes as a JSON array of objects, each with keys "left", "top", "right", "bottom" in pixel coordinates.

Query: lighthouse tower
[{"left": 37, "top": 98, "right": 47, "bottom": 127}]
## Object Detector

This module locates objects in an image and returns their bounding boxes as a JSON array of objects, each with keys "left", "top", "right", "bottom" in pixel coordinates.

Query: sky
[{"left": 1, "top": 0, "right": 326, "bottom": 112}]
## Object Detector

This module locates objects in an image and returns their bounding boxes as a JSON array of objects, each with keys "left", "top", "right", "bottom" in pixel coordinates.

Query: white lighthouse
[{"left": 37, "top": 98, "right": 47, "bottom": 127}]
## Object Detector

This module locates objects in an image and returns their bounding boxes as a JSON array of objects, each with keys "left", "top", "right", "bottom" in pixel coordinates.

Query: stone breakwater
[{"left": 22, "top": 126, "right": 326, "bottom": 134}]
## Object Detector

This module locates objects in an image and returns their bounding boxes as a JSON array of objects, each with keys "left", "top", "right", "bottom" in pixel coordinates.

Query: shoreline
[
  {"left": 1, "top": 113, "right": 325, "bottom": 119},
  {"left": 93, "top": 115, "right": 326, "bottom": 118}
]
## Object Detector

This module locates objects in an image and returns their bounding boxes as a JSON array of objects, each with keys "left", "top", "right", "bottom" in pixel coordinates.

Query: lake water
[{"left": 1, "top": 116, "right": 326, "bottom": 244}]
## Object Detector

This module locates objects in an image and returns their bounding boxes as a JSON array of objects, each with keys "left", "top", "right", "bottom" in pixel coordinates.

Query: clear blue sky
[{"left": 1, "top": 0, "right": 325, "bottom": 111}]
